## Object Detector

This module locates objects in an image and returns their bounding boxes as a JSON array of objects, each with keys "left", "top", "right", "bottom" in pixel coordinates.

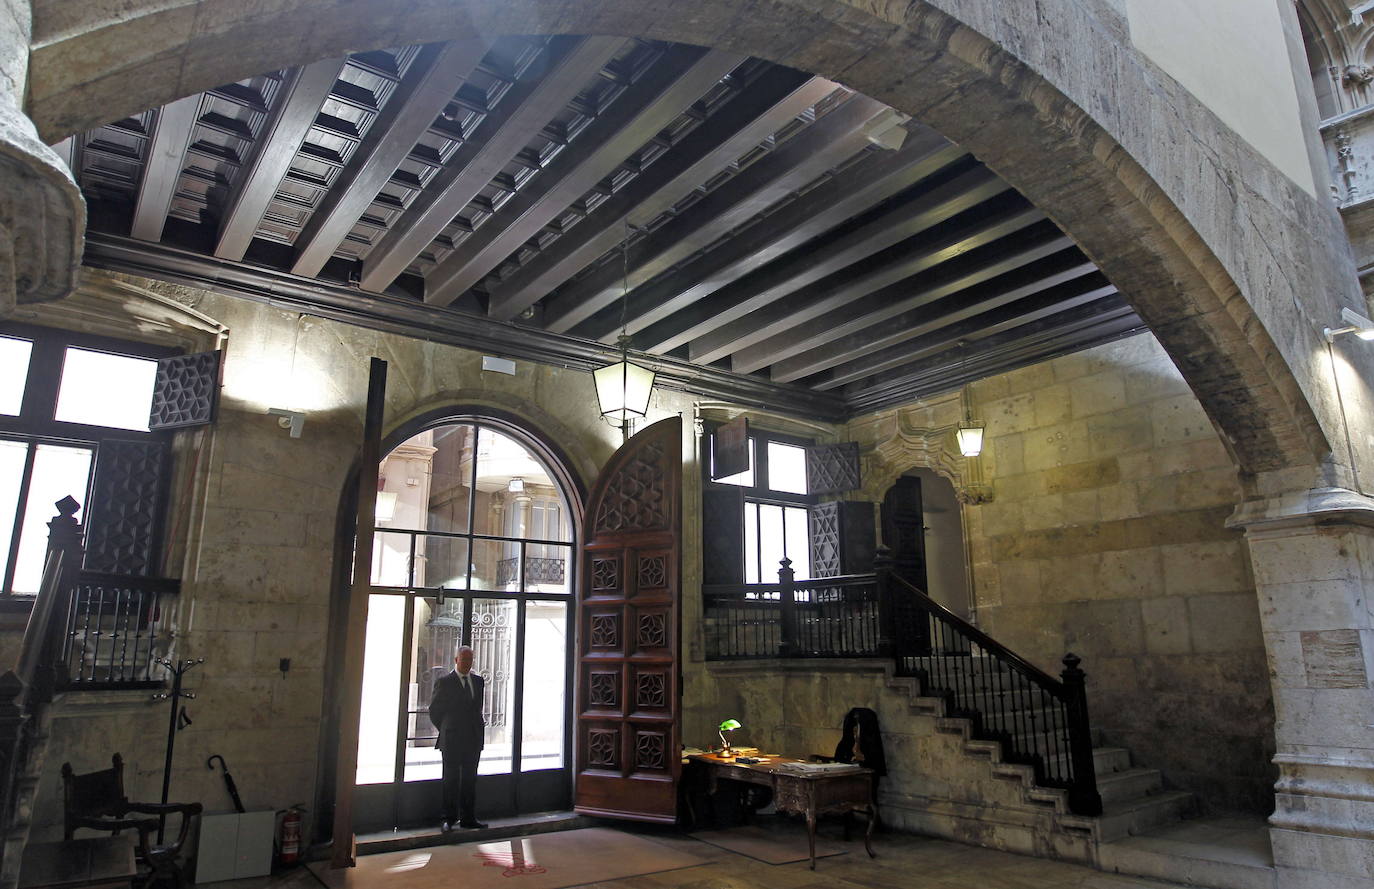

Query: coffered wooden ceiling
[{"left": 64, "top": 35, "right": 1144, "bottom": 419}]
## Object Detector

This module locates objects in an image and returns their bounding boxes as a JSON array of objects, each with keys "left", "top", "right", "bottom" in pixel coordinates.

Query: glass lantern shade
[
  {"left": 956, "top": 423, "right": 985, "bottom": 457},
  {"left": 594, "top": 358, "right": 655, "bottom": 422}
]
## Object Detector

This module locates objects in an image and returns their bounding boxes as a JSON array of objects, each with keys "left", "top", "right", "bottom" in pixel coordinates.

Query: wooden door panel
[{"left": 575, "top": 418, "right": 681, "bottom": 823}]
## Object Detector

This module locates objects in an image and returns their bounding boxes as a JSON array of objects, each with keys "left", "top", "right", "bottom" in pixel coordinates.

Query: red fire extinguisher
[{"left": 278, "top": 806, "right": 303, "bottom": 866}]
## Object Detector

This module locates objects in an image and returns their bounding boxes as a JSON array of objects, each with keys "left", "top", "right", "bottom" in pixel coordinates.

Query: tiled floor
[{"left": 202, "top": 820, "right": 1202, "bottom": 889}]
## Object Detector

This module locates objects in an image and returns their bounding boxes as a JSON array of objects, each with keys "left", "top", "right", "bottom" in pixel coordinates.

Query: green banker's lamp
[{"left": 718, "top": 718, "right": 742, "bottom": 756}]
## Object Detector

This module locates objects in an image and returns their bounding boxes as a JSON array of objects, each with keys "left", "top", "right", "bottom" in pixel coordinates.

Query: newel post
[
  {"left": 874, "top": 545, "right": 895, "bottom": 658},
  {"left": 777, "top": 558, "right": 798, "bottom": 657},
  {"left": 1060, "top": 653, "right": 1102, "bottom": 816},
  {"left": 38, "top": 496, "right": 84, "bottom": 695}
]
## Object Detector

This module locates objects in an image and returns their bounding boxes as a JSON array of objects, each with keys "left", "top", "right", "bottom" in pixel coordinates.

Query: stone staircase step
[
  {"left": 1063, "top": 791, "right": 1198, "bottom": 843},
  {"left": 1046, "top": 745, "right": 1131, "bottom": 776},
  {"left": 1096, "top": 767, "right": 1164, "bottom": 803},
  {"left": 1097, "top": 817, "right": 1276, "bottom": 889}
]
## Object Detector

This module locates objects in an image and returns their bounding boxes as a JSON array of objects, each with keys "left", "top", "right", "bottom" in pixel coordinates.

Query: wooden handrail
[{"left": 885, "top": 572, "right": 1066, "bottom": 694}]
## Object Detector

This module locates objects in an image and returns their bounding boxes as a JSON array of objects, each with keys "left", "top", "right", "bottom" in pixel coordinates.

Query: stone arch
[{"left": 25, "top": 0, "right": 1358, "bottom": 480}]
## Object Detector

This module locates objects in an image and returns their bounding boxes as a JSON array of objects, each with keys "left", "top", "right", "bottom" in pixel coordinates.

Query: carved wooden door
[{"left": 574, "top": 417, "right": 681, "bottom": 822}]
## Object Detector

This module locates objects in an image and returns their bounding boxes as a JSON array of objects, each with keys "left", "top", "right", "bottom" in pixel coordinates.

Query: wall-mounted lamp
[
  {"left": 267, "top": 407, "right": 305, "bottom": 438},
  {"left": 375, "top": 491, "right": 398, "bottom": 523},
  {"left": 507, "top": 477, "right": 525, "bottom": 494},
  {"left": 956, "top": 421, "right": 985, "bottom": 458},
  {"left": 1325, "top": 306, "right": 1374, "bottom": 343}
]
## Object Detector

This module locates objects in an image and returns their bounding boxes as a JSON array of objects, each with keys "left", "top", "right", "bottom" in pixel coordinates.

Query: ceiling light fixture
[{"left": 593, "top": 220, "right": 655, "bottom": 442}]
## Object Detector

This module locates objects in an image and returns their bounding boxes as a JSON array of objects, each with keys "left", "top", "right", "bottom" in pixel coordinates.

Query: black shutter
[
  {"left": 711, "top": 417, "right": 749, "bottom": 480},
  {"left": 805, "top": 442, "right": 860, "bottom": 495},
  {"left": 149, "top": 349, "right": 223, "bottom": 431},
  {"left": 83, "top": 439, "right": 170, "bottom": 576},
  {"left": 701, "top": 487, "right": 744, "bottom": 585}
]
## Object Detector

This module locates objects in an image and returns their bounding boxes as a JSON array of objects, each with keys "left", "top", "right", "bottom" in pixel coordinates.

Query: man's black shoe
[
  {"left": 459, "top": 820, "right": 488, "bottom": 829},
  {"left": 441, "top": 821, "right": 454, "bottom": 833}
]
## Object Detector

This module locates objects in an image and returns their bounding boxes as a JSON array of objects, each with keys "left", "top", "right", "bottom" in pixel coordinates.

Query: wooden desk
[{"left": 685, "top": 753, "right": 876, "bottom": 870}]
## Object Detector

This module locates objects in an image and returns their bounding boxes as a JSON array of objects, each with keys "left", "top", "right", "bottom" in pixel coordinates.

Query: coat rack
[{"left": 152, "top": 656, "right": 202, "bottom": 842}]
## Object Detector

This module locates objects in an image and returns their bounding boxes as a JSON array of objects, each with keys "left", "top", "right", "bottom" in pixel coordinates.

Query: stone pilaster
[
  {"left": 0, "top": 0, "right": 84, "bottom": 315},
  {"left": 1229, "top": 487, "right": 1374, "bottom": 889}
]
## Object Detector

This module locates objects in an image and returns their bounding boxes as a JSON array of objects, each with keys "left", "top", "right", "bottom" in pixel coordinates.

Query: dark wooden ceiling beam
[
  {"left": 213, "top": 58, "right": 346, "bottom": 261},
  {"left": 474, "top": 67, "right": 830, "bottom": 319},
  {"left": 82, "top": 230, "right": 847, "bottom": 422},
  {"left": 130, "top": 94, "right": 200, "bottom": 242},
  {"left": 359, "top": 36, "right": 627, "bottom": 293},
  {"left": 591, "top": 133, "right": 962, "bottom": 349},
  {"left": 791, "top": 264, "right": 1109, "bottom": 386},
  {"left": 671, "top": 171, "right": 1023, "bottom": 365},
  {"left": 426, "top": 46, "right": 746, "bottom": 311},
  {"left": 541, "top": 91, "right": 891, "bottom": 334},
  {"left": 289, "top": 38, "right": 492, "bottom": 279},
  {"left": 723, "top": 227, "right": 1073, "bottom": 374},
  {"left": 840, "top": 298, "right": 1143, "bottom": 414}
]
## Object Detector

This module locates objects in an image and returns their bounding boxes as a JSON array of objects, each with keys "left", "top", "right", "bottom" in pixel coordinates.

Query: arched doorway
[{"left": 351, "top": 414, "right": 582, "bottom": 831}]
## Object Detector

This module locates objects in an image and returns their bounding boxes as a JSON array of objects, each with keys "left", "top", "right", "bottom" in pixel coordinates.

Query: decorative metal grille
[
  {"left": 471, "top": 601, "right": 513, "bottom": 730},
  {"left": 62, "top": 573, "right": 179, "bottom": 687},
  {"left": 495, "top": 556, "right": 566, "bottom": 587},
  {"left": 809, "top": 501, "right": 842, "bottom": 578},
  {"left": 149, "top": 350, "right": 222, "bottom": 430},
  {"left": 83, "top": 440, "right": 169, "bottom": 576}
]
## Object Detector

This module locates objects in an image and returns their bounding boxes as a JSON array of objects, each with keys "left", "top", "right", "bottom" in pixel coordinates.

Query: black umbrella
[{"left": 207, "top": 754, "right": 246, "bottom": 813}]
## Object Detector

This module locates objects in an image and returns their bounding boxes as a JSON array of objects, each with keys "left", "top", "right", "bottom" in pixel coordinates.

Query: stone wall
[
  {"left": 849, "top": 331, "right": 1276, "bottom": 815},
  {"left": 17, "top": 269, "right": 697, "bottom": 842}
]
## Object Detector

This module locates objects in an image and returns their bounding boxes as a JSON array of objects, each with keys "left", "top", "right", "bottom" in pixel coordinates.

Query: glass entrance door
[{"left": 352, "top": 422, "right": 575, "bottom": 831}]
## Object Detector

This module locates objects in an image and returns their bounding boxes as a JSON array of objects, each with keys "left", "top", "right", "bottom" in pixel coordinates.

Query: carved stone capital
[{"left": 0, "top": 100, "right": 84, "bottom": 313}]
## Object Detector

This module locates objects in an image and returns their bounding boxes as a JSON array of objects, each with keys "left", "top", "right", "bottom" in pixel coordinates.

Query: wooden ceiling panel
[{"left": 72, "top": 35, "right": 1140, "bottom": 418}]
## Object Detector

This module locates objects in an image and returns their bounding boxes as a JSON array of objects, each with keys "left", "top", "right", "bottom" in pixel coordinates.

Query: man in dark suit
[{"left": 428, "top": 644, "right": 487, "bottom": 830}]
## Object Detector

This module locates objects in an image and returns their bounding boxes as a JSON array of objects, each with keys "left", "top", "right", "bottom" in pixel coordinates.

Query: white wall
[{"left": 1126, "top": 0, "right": 1318, "bottom": 196}]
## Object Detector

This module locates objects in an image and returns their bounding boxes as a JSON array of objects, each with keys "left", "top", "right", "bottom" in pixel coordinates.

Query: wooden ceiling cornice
[{"left": 66, "top": 35, "right": 1145, "bottom": 420}]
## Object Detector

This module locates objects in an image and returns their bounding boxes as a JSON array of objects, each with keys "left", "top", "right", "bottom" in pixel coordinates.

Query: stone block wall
[
  {"left": 19, "top": 269, "right": 696, "bottom": 842},
  {"left": 966, "top": 333, "right": 1276, "bottom": 814}
]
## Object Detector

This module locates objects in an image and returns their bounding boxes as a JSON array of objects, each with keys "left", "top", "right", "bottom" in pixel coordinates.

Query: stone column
[
  {"left": 1229, "top": 487, "right": 1374, "bottom": 889},
  {"left": 0, "top": 0, "right": 84, "bottom": 316}
]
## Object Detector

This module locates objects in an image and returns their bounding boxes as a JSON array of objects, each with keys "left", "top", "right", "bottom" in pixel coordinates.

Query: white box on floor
[{"left": 195, "top": 810, "right": 276, "bottom": 882}]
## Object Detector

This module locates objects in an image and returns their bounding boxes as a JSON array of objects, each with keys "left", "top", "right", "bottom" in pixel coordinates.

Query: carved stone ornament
[
  {"left": 857, "top": 403, "right": 994, "bottom": 505},
  {"left": 1344, "top": 64, "right": 1374, "bottom": 87},
  {"left": 0, "top": 102, "right": 85, "bottom": 313}
]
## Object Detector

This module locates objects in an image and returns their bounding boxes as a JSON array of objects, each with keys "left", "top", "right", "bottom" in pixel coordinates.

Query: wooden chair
[{"left": 61, "top": 754, "right": 202, "bottom": 888}]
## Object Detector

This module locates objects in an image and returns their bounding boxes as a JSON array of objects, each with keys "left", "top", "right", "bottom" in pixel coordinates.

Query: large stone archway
[{"left": 23, "top": 0, "right": 1372, "bottom": 485}]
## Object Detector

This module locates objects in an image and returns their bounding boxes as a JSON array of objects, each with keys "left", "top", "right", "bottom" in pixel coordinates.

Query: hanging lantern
[
  {"left": 956, "top": 421, "right": 984, "bottom": 457},
  {"left": 594, "top": 334, "right": 655, "bottom": 426}
]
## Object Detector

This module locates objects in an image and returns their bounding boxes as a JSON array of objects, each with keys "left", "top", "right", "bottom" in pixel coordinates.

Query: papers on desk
[{"left": 775, "top": 761, "right": 865, "bottom": 775}]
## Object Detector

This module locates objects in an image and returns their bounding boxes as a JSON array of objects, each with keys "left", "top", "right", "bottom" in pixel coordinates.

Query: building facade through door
[{"left": 351, "top": 417, "right": 580, "bottom": 831}]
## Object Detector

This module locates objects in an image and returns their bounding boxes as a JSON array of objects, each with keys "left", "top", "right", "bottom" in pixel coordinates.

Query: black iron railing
[
  {"left": 701, "top": 552, "right": 1102, "bottom": 816},
  {"left": 703, "top": 559, "right": 882, "bottom": 658},
  {"left": 885, "top": 569, "right": 1101, "bottom": 815},
  {"left": 61, "top": 572, "right": 179, "bottom": 688}
]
